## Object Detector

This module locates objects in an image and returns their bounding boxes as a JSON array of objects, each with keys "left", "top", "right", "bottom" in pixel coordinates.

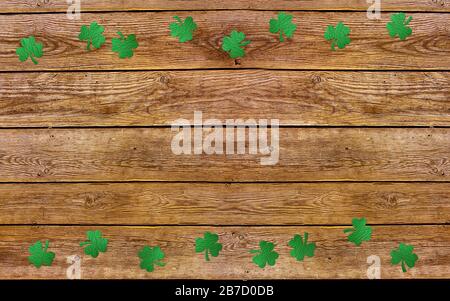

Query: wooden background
[{"left": 0, "top": 0, "right": 449, "bottom": 279}]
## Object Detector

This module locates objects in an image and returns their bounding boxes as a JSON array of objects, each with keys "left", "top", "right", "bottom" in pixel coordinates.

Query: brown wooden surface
[
  {"left": 0, "top": 183, "right": 449, "bottom": 225},
  {"left": 1, "top": 12, "right": 449, "bottom": 71},
  {"left": 2, "top": 0, "right": 450, "bottom": 13},
  {"left": 0, "top": 226, "right": 448, "bottom": 279},
  {"left": 1, "top": 71, "right": 449, "bottom": 127},
  {"left": 0, "top": 127, "right": 449, "bottom": 182}
]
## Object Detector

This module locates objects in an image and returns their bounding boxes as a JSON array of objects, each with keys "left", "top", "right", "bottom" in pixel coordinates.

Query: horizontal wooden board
[
  {"left": 1, "top": 71, "right": 449, "bottom": 127},
  {"left": 1, "top": 12, "right": 449, "bottom": 71},
  {"left": 0, "top": 226, "right": 448, "bottom": 279},
  {"left": 2, "top": 0, "right": 450, "bottom": 13},
  {"left": 0, "top": 183, "right": 449, "bottom": 225},
  {"left": 0, "top": 127, "right": 449, "bottom": 182}
]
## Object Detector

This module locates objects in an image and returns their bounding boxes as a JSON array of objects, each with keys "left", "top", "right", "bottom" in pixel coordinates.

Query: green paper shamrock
[
  {"left": 344, "top": 218, "right": 372, "bottom": 246},
  {"left": 138, "top": 246, "right": 166, "bottom": 272},
  {"left": 391, "top": 243, "right": 419, "bottom": 273},
  {"left": 289, "top": 233, "right": 316, "bottom": 261},
  {"left": 79, "top": 230, "right": 108, "bottom": 258},
  {"left": 195, "top": 232, "right": 223, "bottom": 261},
  {"left": 222, "top": 30, "right": 251, "bottom": 59},
  {"left": 79, "top": 22, "right": 106, "bottom": 51},
  {"left": 169, "top": 16, "right": 197, "bottom": 43},
  {"left": 250, "top": 241, "right": 279, "bottom": 269},
  {"left": 16, "top": 36, "right": 43, "bottom": 65},
  {"left": 269, "top": 12, "right": 297, "bottom": 42},
  {"left": 386, "top": 13, "right": 413, "bottom": 40},
  {"left": 111, "top": 31, "right": 138, "bottom": 59},
  {"left": 28, "top": 240, "right": 55, "bottom": 268},
  {"left": 324, "top": 22, "right": 351, "bottom": 51}
]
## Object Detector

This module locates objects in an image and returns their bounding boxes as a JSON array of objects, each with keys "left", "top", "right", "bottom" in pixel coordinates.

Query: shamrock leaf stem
[
  {"left": 386, "top": 13, "right": 413, "bottom": 40},
  {"left": 330, "top": 40, "right": 337, "bottom": 51}
]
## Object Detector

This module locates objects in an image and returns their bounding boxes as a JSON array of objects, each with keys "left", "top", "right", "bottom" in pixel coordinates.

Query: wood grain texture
[
  {"left": 0, "top": 183, "right": 449, "bottom": 225},
  {"left": 1, "top": 11, "right": 449, "bottom": 71},
  {"left": 1, "top": 71, "right": 449, "bottom": 127},
  {"left": 0, "top": 127, "right": 449, "bottom": 182},
  {"left": 0, "top": 226, "right": 448, "bottom": 279},
  {"left": 2, "top": 0, "right": 450, "bottom": 13}
]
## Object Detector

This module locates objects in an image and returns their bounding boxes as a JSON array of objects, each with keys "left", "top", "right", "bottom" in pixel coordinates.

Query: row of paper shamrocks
[
  {"left": 16, "top": 12, "right": 413, "bottom": 64},
  {"left": 28, "top": 219, "right": 419, "bottom": 274}
]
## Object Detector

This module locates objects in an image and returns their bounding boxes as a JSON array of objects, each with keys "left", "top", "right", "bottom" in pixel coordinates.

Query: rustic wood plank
[
  {"left": 1, "top": 12, "right": 449, "bottom": 71},
  {"left": 1, "top": 71, "right": 449, "bottom": 127},
  {"left": 0, "top": 226, "right": 448, "bottom": 279},
  {"left": 0, "top": 183, "right": 449, "bottom": 225},
  {"left": 0, "top": 128, "right": 449, "bottom": 182},
  {"left": 2, "top": 0, "right": 449, "bottom": 13}
]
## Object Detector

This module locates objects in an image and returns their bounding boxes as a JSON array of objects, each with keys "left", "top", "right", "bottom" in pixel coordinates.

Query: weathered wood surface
[
  {"left": 0, "top": 226, "right": 448, "bottom": 279},
  {"left": 1, "top": 71, "right": 449, "bottom": 127},
  {"left": 1, "top": 12, "right": 449, "bottom": 71},
  {"left": 2, "top": 0, "right": 449, "bottom": 13},
  {"left": 0, "top": 128, "right": 449, "bottom": 182},
  {"left": 0, "top": 183, "right": 449, "bottom": 225}
]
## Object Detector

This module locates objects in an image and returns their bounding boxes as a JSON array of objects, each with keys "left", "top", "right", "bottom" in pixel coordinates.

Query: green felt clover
[
  {"left": 170, "top": 16, "right": 198, "bottom": 43},
  {"left": 344, "top": 218, "right": 372, "bottom": 246},
  {"left": 195, "top": 232, "right": 223, "bottom": 261},
  {"left": 80, "top": 230, "right": 108, "bottom": 258},
  {"left": 387, "top": 13, "right": 413, "bottom": 40},
  {"left": 250, "top": 241, "right": 279, "bottom": 268},
  {"left": 289, "top": 233, "right": 316, "bottom": 261},
  {"left": 222, "top": 30, "right": 251, "bottom": 59},
  {"left": 16, "top": 36, "right": 43, "bottom": 65},
  {"left": 391, "top": 243, "right": 419, "bottom": 272},
  {"left": 79, "top": 22, "right": 106, "bottom": 51}
]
